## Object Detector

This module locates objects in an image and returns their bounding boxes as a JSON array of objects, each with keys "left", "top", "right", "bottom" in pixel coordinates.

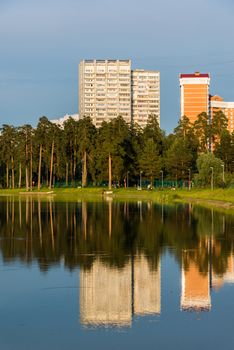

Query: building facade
[
  {"left": 79, "top": 60, "right": 132, "bottom": 128},
  {"left": 132, "top": 70, "right": 160, "bottom": 127},
  {"left": 79, "top": 60, "right": 160, "bottom": 128},
  {"left": 180, "top": 72, "right": 210, "bottom": 124},
  {"left": 210, "top": 95, "right": 234, "bottom": 133}
]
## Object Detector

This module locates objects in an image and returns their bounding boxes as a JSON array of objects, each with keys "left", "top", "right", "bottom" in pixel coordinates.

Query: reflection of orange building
[
  {"left": 212, "top": 255, "right": 234, "bottom": 290},
  {"left": 134, "top": 255, "right": 161, "bottom": 315},
  {"left": 80, "top": 259, "right": 132, "bottom": 327},
  {"left": 180, "top": 72, "right": 210, "bottom": 124},
  {"left": 210, "top": 95, "right": 234, "bottom": 133},
  {"left": 181, "top": 253, "right": 211, "bottom": 311}
]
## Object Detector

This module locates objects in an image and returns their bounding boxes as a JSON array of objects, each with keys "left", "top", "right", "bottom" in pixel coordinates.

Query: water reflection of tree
[{"left": 0, "top": 198, "right": 233, "bottom": 276}]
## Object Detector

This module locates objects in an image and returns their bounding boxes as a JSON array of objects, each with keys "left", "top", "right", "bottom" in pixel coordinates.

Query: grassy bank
[{"left": 0, "top": 187, "right": 233, "bottom": 208}]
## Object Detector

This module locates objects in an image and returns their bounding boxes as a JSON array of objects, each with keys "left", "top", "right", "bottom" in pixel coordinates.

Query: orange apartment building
[
  {"left": 210, "top": 95, "right": 234, "bottom": 133},
  {"left": 180, "top": 72, "right": 234, "bottom": 133},
  {"left": 180, "top": 72, "right": 210, "bottom": 124}
]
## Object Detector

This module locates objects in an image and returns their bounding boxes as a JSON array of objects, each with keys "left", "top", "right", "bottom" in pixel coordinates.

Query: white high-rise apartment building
[
  {"left": 79, "top": 60, "right": 160, "bottom": 127},
  {"left": 132, "top": 70, "right": 160, "bottom": 127},
  {"left": 79, "top": 59, "right": 131, "bottom": 127}
]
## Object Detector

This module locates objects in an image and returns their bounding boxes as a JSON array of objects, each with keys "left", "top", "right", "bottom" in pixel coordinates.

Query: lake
[{"left": 0, "top": 197, "right": 234, "bottom": 349}]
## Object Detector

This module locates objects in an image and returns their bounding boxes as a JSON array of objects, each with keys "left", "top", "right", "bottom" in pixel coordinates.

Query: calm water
[{"left": 0, "top": 197, "right": 234, "bottom": 349}]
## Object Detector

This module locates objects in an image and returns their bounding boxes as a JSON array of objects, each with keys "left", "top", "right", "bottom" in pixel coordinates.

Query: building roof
[
  {"left": 82, "top": 59, "right": 131, "bottom": 64},
  {"left": 180, "top": 73, "right": 210, "bottom": 78}
]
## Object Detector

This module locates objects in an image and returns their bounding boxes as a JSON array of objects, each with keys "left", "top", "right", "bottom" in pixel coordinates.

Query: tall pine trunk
[
  {"left": 30, "top": 142, "right": 33, "bottom": 190},
  {"left": 38, "top": 144, "right": 42, "bottom": 190},
  {"left": 26, "top": 165, "right": 29, "bottom": 191},
  {"left": 26, "top": 142, "right": 29, "bottom": 191},
  {"left": 11, "top": 156, "right": 14, "bottom": 189},
  {"left": 108, "top": 153, "right": 112, "bottom": 190},
  {"left": 70, "top": 158, "right": 73, "bottom": 183},
  {"left": 18, "top": 162, "right": 22, "bottom": 188},
  {"left": 73, "top": 151, "right": 76, "bottom": 181},
  {"left": 66, "top": 162, "right": 68, "bottom": 187},
  {"left": 49, "top": 140, "right": 54, "bottom": 189},
  {"left": 82, "top": 151, "right": 87, "bottom": 187},
  {"left": 6, "top": 162, "right": 9, "bottom": 188}
]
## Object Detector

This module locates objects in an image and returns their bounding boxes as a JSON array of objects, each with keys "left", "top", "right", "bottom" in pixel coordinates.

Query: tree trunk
[
  {"left": 82, "top": 151, "right": 87, "bottom": 187},
  {"left": 6, "top": 162, "right": 9, "bottom": 188},
  {"left": 26, "top": 165, "right": 29, "bottom": 191},
  {"left": 11, "top": 156, "right": 14, "bottom": 189},
  {"left": 70, "top": 158, "right": 73, "bottom": 183},
  {"left": 53, "top": 165, "right": 56, "bottom": 187},
  {"left": 49, "top": 140, "right": 54, "bottom": 189},
  {"left": 18, "top": 162, "right": 22, "bottom": 188},
  {"left": 30, "top": 142, "right": 33, "bottom": 190},
  {"left": 66, "top": 162, "right": 68, "bottom": 187},
  {"left": 108, "top": 153, "right": 112, "bottom": 190},
  {"left": 38, "top": 144, "right": 42, "bottom": 190},
  {"left": 73, "top": 151, "right": 76, "bottom": 180},
  {"left": 46, "top": 167, "right": 49, "bottom": 187}
]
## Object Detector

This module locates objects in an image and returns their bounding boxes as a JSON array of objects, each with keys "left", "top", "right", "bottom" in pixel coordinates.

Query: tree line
[{"left": 0, "top": 111, "right": 233, "bottom": 189}]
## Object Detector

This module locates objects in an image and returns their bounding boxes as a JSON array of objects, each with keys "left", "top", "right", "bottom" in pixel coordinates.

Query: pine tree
[{"left": 138, "top": 138, "right": 161, "bottom": 186}]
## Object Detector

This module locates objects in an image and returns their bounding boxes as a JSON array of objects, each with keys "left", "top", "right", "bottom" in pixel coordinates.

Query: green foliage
[
  {"left": 174, "top": 115, "right": 192, "bottom": 139},
  {"left": 194, "top": 112, "right": 211, "bottom": 152},
  {"left": 212, "top": 110, "right": 228, "bottom": 142},
  {"left": 0, "top": 113, "right": 233, "bottom": 188},
  {"left": 165, "top": 137, "right": 193, "bottom": 180},
  {"left": 195, "top": 152, "right": 224, "bottom": 187},
  {"left": 138, "top": 138, "right": 162, "bottom": 185},
  {"left": 214, "top": 130, "right": 234, "bottom": 173},
  {"left": 95, "top": 116, "right": 129, "bottom": 183}
]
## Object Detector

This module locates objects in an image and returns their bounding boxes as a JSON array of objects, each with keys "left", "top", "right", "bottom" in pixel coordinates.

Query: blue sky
[{"left": 0, "top": 0, "right": 234, "bottom": 133}]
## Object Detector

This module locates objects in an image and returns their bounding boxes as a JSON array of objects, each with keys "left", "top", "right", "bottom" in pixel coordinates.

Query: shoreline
[{"left": 0, "top": 188, "right": 233, "bottom": 210}]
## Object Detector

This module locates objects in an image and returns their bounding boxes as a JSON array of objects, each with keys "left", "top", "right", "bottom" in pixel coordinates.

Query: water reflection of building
[
  {"left": 80, "top": 259, "right": 132, "bottom": 327},
  {"left": 134, "top": 255, "right": 161, "bottom": 315},
  {"left": 80, "top": 255, "right": 161, "bottom": 327},
  {"left": 181, "top": 252, "right": 211, "bottom": 312},
  {"left": 212, "top": 255, "right": 234, "bottom": 290}
]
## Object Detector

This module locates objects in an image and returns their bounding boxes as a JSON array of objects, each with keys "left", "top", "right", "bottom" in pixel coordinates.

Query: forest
[{"left": 0, "top": 111, "right": 233, "bottom": 189}]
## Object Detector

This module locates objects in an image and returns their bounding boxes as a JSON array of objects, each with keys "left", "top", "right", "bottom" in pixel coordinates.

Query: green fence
[{"left": 52, "top": 179, "right": 192, "bottom": 189}]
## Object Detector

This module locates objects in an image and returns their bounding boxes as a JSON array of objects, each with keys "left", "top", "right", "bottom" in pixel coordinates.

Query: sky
[{"left": 0, "top": 0, "right": 234, "bottom": 133}]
